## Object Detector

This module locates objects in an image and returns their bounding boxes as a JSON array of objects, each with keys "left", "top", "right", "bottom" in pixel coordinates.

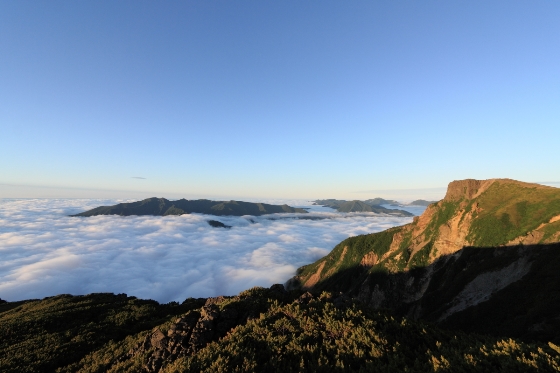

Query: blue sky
[{"left": 1, "top": 1, "right": 559, "bottom": 200}]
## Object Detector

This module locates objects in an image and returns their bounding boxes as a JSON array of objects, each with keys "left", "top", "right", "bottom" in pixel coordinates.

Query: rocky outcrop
[
  {"left": 302, "top": 261, "right": 326, "bottom": 289},
  {"left": 118, "top": 285, "right": 289, "bottom": 373}
]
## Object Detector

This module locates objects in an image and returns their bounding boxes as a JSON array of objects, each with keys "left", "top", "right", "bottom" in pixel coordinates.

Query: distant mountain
[
  {"left": 364, "top": 197, "right": 400, "bottom": 205},
  {"left": 407, "top": 199, "right": 437, "bottom": 206},
  {"left": 72, "top": 198, "right": 308, "bottom": 217},
  {"left": 313, "top": 199, "right": 414, "bottom": 216},
  {"left": 291, "top": 179, "right": 560, "bottom": 341}
]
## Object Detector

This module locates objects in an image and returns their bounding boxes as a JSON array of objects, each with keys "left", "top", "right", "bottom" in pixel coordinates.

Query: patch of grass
[
  {"left": 540, "top": 221, "right": 560, "bottom": 243},
  {"left": 410, "top": 242, "right": 433, "bottom": 269},
  {"left": 467, "top": 182, "right": 560, "bottom": 246},
  {"left": 296, "top": 227, "right": 401, "bottom": 285},
  {"left": 423, "top": 201, "right": 461, "bottom": 239}
]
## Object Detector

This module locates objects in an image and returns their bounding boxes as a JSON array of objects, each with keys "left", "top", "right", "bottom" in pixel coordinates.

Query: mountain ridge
[
  {"left": 3, "top": 178, "right": 560, "bottom": 371},
  {"left": 289, "top": 178, "right": 560, "bottom": 341},
  {"left": 72, "top": 197, "right": 308, "bottom": 217},
  {"left": 313, "top": 199, "right": 414, "bottom": 216}
]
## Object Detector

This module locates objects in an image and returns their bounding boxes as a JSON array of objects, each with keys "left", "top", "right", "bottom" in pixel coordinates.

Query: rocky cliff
[{"left": 289, "top": 178, "right": 560, "bottom": 340}]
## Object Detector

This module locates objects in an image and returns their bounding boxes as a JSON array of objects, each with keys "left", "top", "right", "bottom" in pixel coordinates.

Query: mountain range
[
  {"left": 290, "top": 179, "right": 560, "bottom": 342},
  {"left": 3, "top": 178, "right": 560, "bottom": 372},
  {"left": 72, "top": 197, "right": 308, "bottom": 217},
  {"left": 313, "top": 199, "right": 414, "bottom": 216}
]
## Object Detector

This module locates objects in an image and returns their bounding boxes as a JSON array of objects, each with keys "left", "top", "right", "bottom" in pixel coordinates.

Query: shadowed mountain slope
[
  {"left": 290, "top": 179, "right": 560, "bottom": 341},
  {"left": 72, "top": 198, "right": 308, "bottom": 217},
  {"left": 2, "top": 287, "right": 560, "bottom": 372}
]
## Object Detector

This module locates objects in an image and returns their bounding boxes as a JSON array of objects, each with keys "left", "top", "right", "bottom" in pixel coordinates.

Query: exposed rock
[
  {"left": 112, "top": 291, "right": 296, "bottom": 373},
  {"left": 360, "top": 252, "right": 378, "bottom": 269},
  {"left": 437, "top": 253, "right": 532, "bottom": 321},
  {"left": 302, "top": 261, "right": 326, "bottom": 289}
]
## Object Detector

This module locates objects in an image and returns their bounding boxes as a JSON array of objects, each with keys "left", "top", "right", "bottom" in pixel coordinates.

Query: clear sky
[{"left": 1, "top": 1, "right": 559, "bottom": 200}]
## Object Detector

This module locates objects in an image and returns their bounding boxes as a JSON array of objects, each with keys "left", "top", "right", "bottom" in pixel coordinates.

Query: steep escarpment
[
  {"left": 72, "top": 198, "right": 308, "bottom": 217},
  {"left": 289, "top": 179, "right": 560, "bottom": 340}
]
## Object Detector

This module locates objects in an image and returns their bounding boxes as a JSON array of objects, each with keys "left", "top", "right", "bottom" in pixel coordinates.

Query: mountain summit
[{"left": 289, "top": 178, "right": 560, "bottom": 341}]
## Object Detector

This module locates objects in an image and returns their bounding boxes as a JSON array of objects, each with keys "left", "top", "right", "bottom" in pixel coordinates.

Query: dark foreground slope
[
  {"left": 290, "top": 179, "right": 560, "bottom": 342},
  {"left": 2, "top": 287, "right": 560, "bottom": 373},
  {"left": 72, "top": 198, "right": 308, "bottom": 217}
]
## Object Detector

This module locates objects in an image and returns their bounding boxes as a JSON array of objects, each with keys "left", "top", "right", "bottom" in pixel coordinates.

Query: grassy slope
[
  {"left": 294, "top": 180, "right": 560, "bottom": 291},
  {"left": 466, "top": 181, "right": 560, "bottom": 246}
]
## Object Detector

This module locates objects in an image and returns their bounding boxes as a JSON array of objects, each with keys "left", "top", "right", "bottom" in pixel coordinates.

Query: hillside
[
  {"left": 2, "top": 288, "right": 560, "bottom": 372},
  {"left": 313, "top": 199, "right": 413, "bottom": 216},
  {"left": 408, "top": 199, "right": 437, "bottom": 206},
  {"left": 72, "top": 198, "right": 308, "bottom": 217},
  {"left": 290, "top": 179, "right": 560, "bottom": 341}
]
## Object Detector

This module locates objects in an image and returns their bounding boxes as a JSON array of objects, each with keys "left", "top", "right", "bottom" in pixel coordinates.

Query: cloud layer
[{"left": 0, "top": 199, "right": 419, "bottom": 303}]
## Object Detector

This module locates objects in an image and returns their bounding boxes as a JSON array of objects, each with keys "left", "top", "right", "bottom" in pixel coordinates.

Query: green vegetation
[
  {"left": 313, "top": 199, "right": 413, "bottom": 216},
  {"left": 423, "top": 201, "right": 461, "bottom": 240},
  {"left": 165, "top": 294, "right": 559, "bottom": 373},
  {"left": 0, "top": 293, "right": 204, "bottom": 373},
  {"left": 3, "top": 288, "right": 559, "bottom": 372},
  {"left": 72, "top": 198, "right": 308, "bottom": 217},
  {"left": 409, "top": 242, "right": 433, "bottom": 269},
  {"left": 467, "top": 182, "right": 560, "bottom": 246},
  {"left": 540, "top": 220, "right": 560, "bottom": 243},
  {"left": 6, "top": 179, "right": 560, "bottom": 372},
  {"left": 294, "top": 228, "right": 401, "bottom": 292},
  {"left": 408, "top": 200, "right": 437, "bottom": 206}
]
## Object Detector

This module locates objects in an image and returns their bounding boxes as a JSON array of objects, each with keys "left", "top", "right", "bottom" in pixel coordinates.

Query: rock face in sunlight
[
  {"left": 71, "top": 198, "right": 309, "bottom": 217},
  {"left": 290, "top": 179, "right": 560, "bottom": 341}
]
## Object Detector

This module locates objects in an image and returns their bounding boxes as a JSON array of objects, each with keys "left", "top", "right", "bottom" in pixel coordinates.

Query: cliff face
[{"left": 289, "top": 179, "right": 560, "bottom": 340}]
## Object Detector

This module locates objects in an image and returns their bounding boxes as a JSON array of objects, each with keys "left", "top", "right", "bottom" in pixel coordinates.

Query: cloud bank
[{"left": 0, "top": 199, "right": 419, "bottom": 303}]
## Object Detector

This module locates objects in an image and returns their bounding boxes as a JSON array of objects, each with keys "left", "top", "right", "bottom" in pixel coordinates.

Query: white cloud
[{"left": 0, "top": 198, "right": 420, "bottom": 303}]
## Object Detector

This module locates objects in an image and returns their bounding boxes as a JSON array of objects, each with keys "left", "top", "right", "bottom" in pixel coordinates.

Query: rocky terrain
[
  {"left": 72, "top": 197, "right": 308, "bottom": 217},
  {"left": 4, "top": 178, "right": 560, "bottom": 372},
  {"left": 2, "top": 286, "right": 560, "bottom": 372},
  {"left": 291, "top": 179, "right": 560, "bottom": 341}
]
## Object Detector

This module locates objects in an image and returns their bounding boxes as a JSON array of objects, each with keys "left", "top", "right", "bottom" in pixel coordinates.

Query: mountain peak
[
  {"left": 443, "top": 178, "right": 554, "bottom": 202},
  {"left": 290, "top": 178, "right": 560, "bottom": 341}
]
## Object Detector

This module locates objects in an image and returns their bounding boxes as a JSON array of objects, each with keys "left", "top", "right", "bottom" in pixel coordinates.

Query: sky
[{"left": 1, "top": 1, "right": 559, "bottom": 200}]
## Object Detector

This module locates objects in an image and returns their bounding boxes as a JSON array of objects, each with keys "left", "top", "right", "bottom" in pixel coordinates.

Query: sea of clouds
[{"left": 0, "top": 199, "right": 424, "bottom": 303}]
